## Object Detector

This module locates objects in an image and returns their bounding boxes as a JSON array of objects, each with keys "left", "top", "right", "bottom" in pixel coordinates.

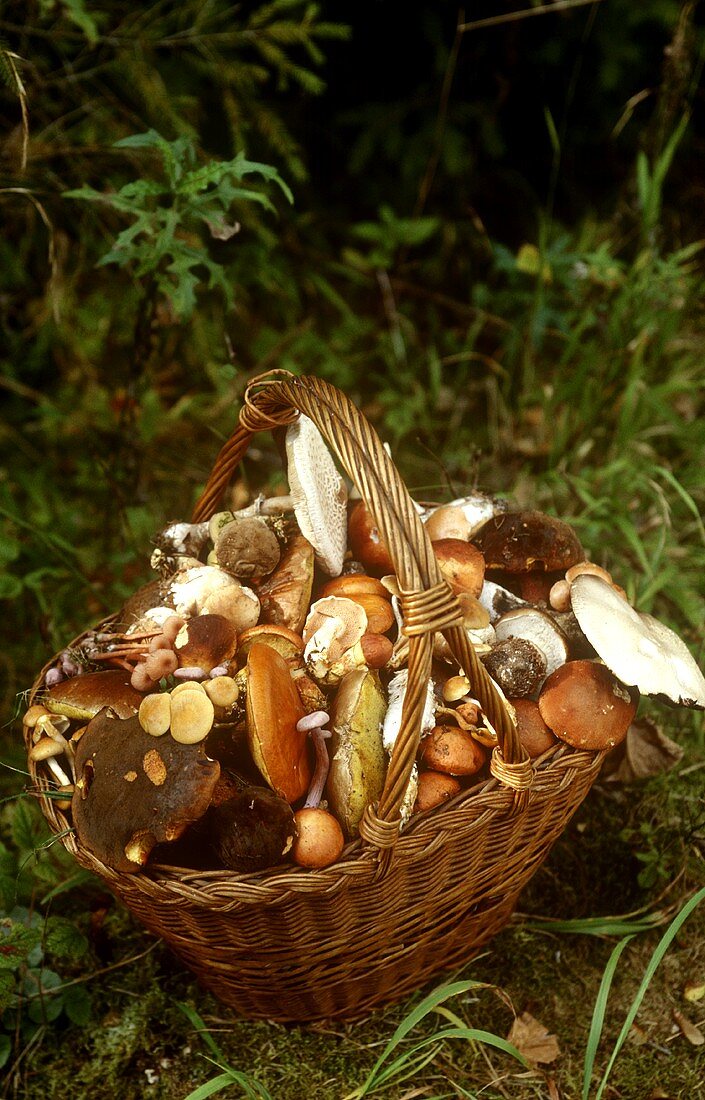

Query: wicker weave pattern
[{"left": 26, "top": 375, "right": 609, "bottom": 1021}]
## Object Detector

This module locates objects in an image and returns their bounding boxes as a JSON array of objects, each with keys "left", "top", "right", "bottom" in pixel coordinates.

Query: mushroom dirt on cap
[{"left": 570, "top": 574, "right": 705, "bottom": 708}]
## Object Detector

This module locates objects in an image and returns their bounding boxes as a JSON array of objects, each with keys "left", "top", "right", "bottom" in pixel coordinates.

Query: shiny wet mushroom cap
[
  {"left": 570, "top": 574, "right": 705, "bottom": 708},
  {"left": 285, "top": 414, "right": 348, "bottom": 576},
  {"left": 43, "top": 670, "right": 146, "bottom": 720},
  {"left": 538, "top": 660, "right": 638, "bottom": 750},
  {"left": 72, "top": 711, "right": 220, "bottom": 873},
  {"left": 474, "top": 510, "right": 584, "bottom": 574},
  {"left": 245, "top": 643, "right": 312, "bottom": 803}
]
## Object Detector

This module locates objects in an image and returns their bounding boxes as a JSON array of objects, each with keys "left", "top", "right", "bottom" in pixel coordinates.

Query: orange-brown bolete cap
[
  {"left": 44, "top": 671, "right": 146, "bottom": 720},
  {"left": 72, "top": 710, "right": 220, "bottom": 873},
  {"left": 246, "top": 644, "right": 311, "bottom": 803},
  {"left": 174, "top": 614, "right": 237, "bottom": 673},
  {"left": 538, "top": 660, "right": 638, "bottom": 750},
  {"left": 431, "top": 538, "right": 485, "bottom": 597},
  {"left": 475, "top": 510, "right": 583, "bottom": 574}
]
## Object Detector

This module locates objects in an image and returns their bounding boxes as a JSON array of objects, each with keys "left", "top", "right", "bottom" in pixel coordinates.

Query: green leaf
[
  {"left": 61, "top": 0, "right": 99, "bottom": 45},
  {"left": 0, "top": 921, "right": 42, "bottom": 971},
  {"left": 44, "top": 917, "right": 88, "bottom": 961},
  {"left": 63, "top": 984, "right": 92, "bottom": 1026},
  {"left": 0, "top": 1033, "right": 11, "bottom": 1070}
]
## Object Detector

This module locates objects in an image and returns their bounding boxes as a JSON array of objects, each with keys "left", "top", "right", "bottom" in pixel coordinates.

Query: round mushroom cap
[
  {"left": 303, "top": 597, "right": 368, "bottom": 664},
  {"left": 291, "top": 807, "right": 345, "bottom": 869},
  {"left": 474, "top": 510, "right": 584, "bottom": 573},
  {"left": 246, "top": 644, "right": 311, "bottom": 803},
  {"left": 347, "top": 502, "right": 395, "bottom": 576},
  {"left": 482, "top": 637, "right": 547, "bottom": 698},
  {"left": 538, "top": 660, "right": 638, "bottom": 750},
  {"left": 570, "top": 574, "right": 705, "bottom": 708},
  {"left": 509, "top": 698, "right": 558, "bottom": 758},
  {"left": 285, "top": 414, "right": 348, "bottom": 577},
  {"left": 431, "top": 539, "right": 485, "bottom": 597},
  {"left": 214, "top": 517, "right": 280, "bottom": 581}
]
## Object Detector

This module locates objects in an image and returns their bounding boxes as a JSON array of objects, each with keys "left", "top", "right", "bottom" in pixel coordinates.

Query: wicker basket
[{"left": 27, "top": 373, "right": 606, "bottom": 1022}]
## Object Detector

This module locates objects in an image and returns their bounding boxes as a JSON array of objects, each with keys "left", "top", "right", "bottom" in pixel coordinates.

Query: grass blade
[
  {"left": 594, "top": 885, "right": 705, "bottom": 1099},
  {"left": 582, "top": 935, "right": 634, "bottom": 1100},
  {"left": 182, "top": 1073, "right": 240, "bottom": 1100},
  {"left": 178, "top": 1003, "right": 225, "bottom": 1062}
]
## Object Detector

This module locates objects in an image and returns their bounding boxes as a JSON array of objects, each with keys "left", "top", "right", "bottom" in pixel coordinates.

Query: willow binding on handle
[{"left": 26, "top": 371, "right": 609, "bottom": 1021}]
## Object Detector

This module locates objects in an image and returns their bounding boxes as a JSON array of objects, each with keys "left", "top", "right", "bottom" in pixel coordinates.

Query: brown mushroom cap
[
  {"left": 291, "top": 807, "right": 345, "bottom": 868},
  {"left": 431, "top": 539, "right": 486, "bottom": 597},
  {"left": 237, "top": 624, "right": 305, "bottom": 665},
  {"left": 257, "top": 533, "right": 315, "bottom": 635},
  {"left": 474, "top": 510, "right": 584, "bottom": 574},
  {"left": 414, "top": 771, "right": 462, "bottom": 813},
  {"left": 174, "top": 614, "right": 237, "bottom": 673},
  {"left": 72, "top": 711, "right": 220, "bottom": 872},
  {"left": 44, "top": 671, "right": 146, "bottom": 720},
  {"left": 418, "top": 725, "right": 487, "bottom": 776},
  {"left": 206, "top": 787, "right": 295, "bottom": 872},
  {"left": 246, "top": 644, "right": 311, "bottom": 803},
  {"left": 509, "top": 698, "right": 558, "bottom": 758},
  {"left": 538, "top": 660, "right": 638, "bottom": 750},
  {"left": 347, "top": 502, "right": 395, "bottom": 576},
  {"left": 321, "top": 575, "right": 389, "bottom": 600}
]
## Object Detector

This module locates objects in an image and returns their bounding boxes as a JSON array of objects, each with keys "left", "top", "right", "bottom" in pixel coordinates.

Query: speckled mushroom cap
[
  {"left": 570, "top": 574, "right": 705, "bottom": 708},
  {"left": 474, "top": 510, "right": 584, "bottom": 573},
  {"left": 72, "top": 710, "right": 220, "bottom": 873},
  {"left": 285, "top": 414, "right": 348, "bottom": 576}
]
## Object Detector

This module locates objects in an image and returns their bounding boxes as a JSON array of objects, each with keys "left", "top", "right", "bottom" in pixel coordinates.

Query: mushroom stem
[
  {"left": 46, "top": 757, "right": 72, "bottom": 788},
  {"left": 304, "top": 728, "right": 332, "bottom": 809}
]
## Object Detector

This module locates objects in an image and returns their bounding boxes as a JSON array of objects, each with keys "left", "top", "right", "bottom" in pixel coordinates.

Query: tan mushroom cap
[
  {"left": 285, "top": 414, "right": 348, "bottom": 576},
  {"left": 170, "top": 690, "right": 215, "bottom": 744},
  {"left": 431, "top": 539, "right": 486, "bottom": 597},
  {"left": 538, "top": 660, "right": 638, "bottom": 750},
  {"left": 424, "top": 494, "right": 509, "bottom": 543},
  {"left": 570, "top": 574, "right": 705, "bottom": 708},
  {"left": 303, "top": 596, "right": 368, "bottom": 665},
  {"left": 347, "top": 502, "right": 395, "bottom": 576},
  {"left": 418, "top": 725, "right": 487, "bottom": 776},
  {"left": 414, "top": 771, "right": 462, "bottom": 813},
  {"left": 246, "top": 644, "right": 311, "bottom": 803},
  {"left": 214, "top": 516, "right": 280, "bottom": 581},
  {"left": 291, "top": 807, "right": 345, "bottom": 869},
  {"left": 509, "top": 698, "right": 558, "bottom": 758}
]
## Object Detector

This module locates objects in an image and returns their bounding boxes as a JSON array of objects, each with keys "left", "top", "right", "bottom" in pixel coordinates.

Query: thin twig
[{"left": 458, "top": 0, "right": 605, "bottom": 34}]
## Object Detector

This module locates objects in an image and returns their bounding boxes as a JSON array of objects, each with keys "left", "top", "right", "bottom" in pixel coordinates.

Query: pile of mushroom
[{"left": 25, "top": 417, "right": 705, "bottom": 876}]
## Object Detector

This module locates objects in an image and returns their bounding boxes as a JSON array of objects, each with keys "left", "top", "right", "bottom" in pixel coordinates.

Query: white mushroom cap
[
  {"left": 570, "top": 574, "right": 705, "bottom": 708},
  {"left": 285, "top": 415, "right": 348, "bottom": 576},
  {"left": 494, "top": 608, "right": 569, "bottom": 679},
  {"left": 303, "top": 596, "right": 368, "bottom": 683}
]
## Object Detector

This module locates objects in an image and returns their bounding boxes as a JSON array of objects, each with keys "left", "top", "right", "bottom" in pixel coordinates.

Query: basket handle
[{"left": 192, "top": 372, "right": 532, "bottom": 858}]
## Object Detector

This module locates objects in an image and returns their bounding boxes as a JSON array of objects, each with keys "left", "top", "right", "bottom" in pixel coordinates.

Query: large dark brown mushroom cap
[
  {"left": 475, "top": 510, "right": 583, "bottom": 573},
  {"left": 72, "top": 710, "right": 220, "bottom": 873}
]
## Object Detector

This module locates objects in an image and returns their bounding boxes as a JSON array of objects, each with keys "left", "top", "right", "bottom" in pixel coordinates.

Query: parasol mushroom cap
[
  {"left": 570, "top": 574, "right": 705, "bottom": 708},
  {"left": 474, "top": 510, "right": 584, "bottom": 574},
  {"left": 285, "top": 414, "right": 348, "bottom": 576},
  {"left": 72, "top": 711, "right": 220, "bottom": 873},
  {"left": 303, "top": 596, "right": 368, "bottom": 682}
]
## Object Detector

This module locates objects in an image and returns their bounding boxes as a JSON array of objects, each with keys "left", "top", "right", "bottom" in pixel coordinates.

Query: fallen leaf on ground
[
  {"left": 601, "top": 718, "right": 683, "bottom": 783},
  {"left": 672, "top": 1008, "right": 705, "bottom": 1046},
  {"left": 684, "top": 980, "right": 705, "bottom": 1003},
  {"left": 507, "top": 1011, "right": 560, "bottom": 1065}
]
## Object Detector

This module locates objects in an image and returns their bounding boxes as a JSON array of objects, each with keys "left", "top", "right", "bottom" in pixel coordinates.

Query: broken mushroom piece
[
  {"left": 72, "top": 711, "right": 220, "bottom": 873},
  {"left": 493, "top": 608, "right": 569, "bottom": 680},
  {"left": 570, "top": 574, "right": 705, "bottom": 708},
  {"left": 382, "top": 670, "right": 436, "bottom": 822},
  {"left": 173, "top": 614, "right": 237, "bottom": 674},
  {"left": 303, "top": 596, "right": 368, "bottom": 684},
  {"left": 482, "top": 637, "right": 548, "bottom": 698},
  {"left": 291, "top": 711, "right": 345, "bottom": 869},
  {"left": 538, "top": 660, "right": 638, "bottom": 750},
  {"left": 474, "top": 510, "right": 584, "bottom": 575},
  {"left": 285, "top": 414, "right": 348, "bottom": 577},
  {"left": 246, "top": 644, "right": 311, "bottom": 803},
  {"left": 257, "top": 533, "right": 315, "bottom": 634}
]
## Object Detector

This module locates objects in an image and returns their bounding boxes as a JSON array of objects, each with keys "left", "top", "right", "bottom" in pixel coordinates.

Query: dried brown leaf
[
  {"left": 506, "top": 1011, "right": 560, "bottom": 1065},
  {"left": 672, "top": 1008, "right": 705, "bottom": 1046},
  {"left": 601, "top": 717, "right": 683, "bottom": 783}
]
